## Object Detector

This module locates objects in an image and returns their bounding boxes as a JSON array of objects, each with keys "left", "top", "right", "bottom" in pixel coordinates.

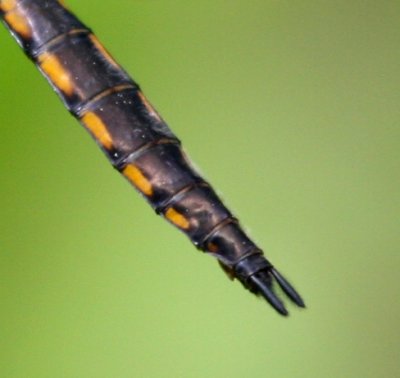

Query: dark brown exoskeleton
[{"left": 0, "top": 0, "right": 305, "bottom": 315}]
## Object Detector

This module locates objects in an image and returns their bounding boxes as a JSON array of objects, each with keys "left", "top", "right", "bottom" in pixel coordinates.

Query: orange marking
[
  {"left": 207, "top": 242, "right": 219, "bottom": 253},
  {"left": 122, "top": 165, "right": 153, "bottom": 196},
  {"left": 4, "top": 9, "right": 31, "bottom": 38},
  {"left": 89, "top": 34, "right": 119, "bottom": 68},
  {"left": 137, "top": 91, "right": 161, "bottom": 122},
  {"left": 38, "top": 52, "right": 74, "bottom": 96},
  {"left": 81, "top": 112, "right": 113, "bottom": 150},
  {"left": 0, "top": 0, "right": 18, "bottom": 12},
  {"left": 165, "top": 208, "right": 190, "bottom": 230}
]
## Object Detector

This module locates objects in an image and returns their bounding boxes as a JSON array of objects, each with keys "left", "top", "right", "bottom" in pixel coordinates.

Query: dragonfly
[{"left": 0, "top": 0, "right": 305, "bottom": 316}]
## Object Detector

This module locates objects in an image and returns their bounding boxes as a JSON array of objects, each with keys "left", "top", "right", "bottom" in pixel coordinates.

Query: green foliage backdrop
[{"left": 1, "top": 1, "right": 399, "bottom": 377}]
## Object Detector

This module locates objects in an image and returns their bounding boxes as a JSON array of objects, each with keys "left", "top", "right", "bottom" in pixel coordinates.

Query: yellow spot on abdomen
[
  {"left": 0, "top": 0, "right": 18, "bottom": 12},
  {"left": 122, "top": 164, "right": 153, "bottom": 196},
  {"left": 38, "top": 52, "right": 74, "bottom": 96},
  {"left": 89, "top": 34, "right": 119, "bottom": 68},
  {"left": 165, "top": 208, "right": 190, "bottom": 230},
  {"left": 81, "top": 112, "right": 113, "bottom": 150},
  {"left": 4, "top": 9, "right": 31, "bottom": 38}
]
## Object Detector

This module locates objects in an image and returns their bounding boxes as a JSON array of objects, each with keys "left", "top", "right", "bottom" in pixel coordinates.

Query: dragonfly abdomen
[{"left": 1, "top": 0, "right": 305, "bottom": 315}]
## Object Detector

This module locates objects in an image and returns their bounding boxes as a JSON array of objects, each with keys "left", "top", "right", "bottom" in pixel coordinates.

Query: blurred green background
[{"left": 1, "top": 1, "right": 399, "bottom": 377}]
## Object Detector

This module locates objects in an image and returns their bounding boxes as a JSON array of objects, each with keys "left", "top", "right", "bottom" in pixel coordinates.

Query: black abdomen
[{"left": 0, "top": 0, "right": 305, "bottom": 315}]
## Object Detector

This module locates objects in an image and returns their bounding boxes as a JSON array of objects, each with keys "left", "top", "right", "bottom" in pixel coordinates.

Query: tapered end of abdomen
[{"left": 234, "top": 253, "right": 305, "bottom": 316}]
